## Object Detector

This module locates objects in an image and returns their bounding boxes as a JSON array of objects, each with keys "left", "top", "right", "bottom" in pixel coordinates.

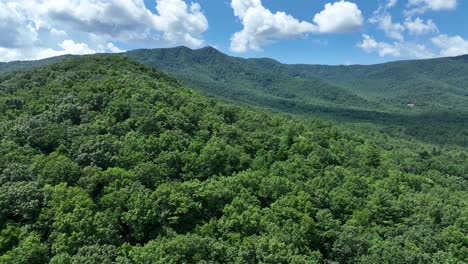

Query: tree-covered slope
[
  {"left": 1, "top": 47, "right": 467, "bottom": 146},
  {"left": 288, "top": 55, "right": 468, "bottom": 112},
  {"left": 0, "top": 55, "right": 73, "bottom": 73},
  {"left": 2, "top": 47, "right": 467, "bottom": 112},
  {"left": 0, "top": 55, "right": 466, "bottom": 263},
  {"left": 124, "top": 47, "right": 373, "bottom": 110},
  {"left": 123, "top": 47, "right": 468, "bottom": 112},
  {"left": 124, "top": 47, "right": 468, "bottom": 146}
]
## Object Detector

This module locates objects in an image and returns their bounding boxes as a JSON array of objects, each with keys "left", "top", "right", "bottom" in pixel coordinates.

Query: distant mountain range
[
  {"left": 125, "top": 47, "right": 468, "bottom": 114},
  {"left": 1, "top": 47, "right": 467, "bottom": 146}
]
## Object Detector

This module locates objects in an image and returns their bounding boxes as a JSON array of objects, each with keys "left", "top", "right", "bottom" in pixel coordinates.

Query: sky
[{"left": 1, "top": 0, "right": 467, "bottom": 65}]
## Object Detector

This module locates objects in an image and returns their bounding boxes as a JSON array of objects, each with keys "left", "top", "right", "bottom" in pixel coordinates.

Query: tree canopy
[{"left": 0, "top": 55, "right": 466, "bottom": 263}]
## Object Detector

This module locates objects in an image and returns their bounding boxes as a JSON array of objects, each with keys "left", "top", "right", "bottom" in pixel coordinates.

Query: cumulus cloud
[
  {"left": 230, "top": 0, "right": 316, "bottom": 52},
  {"left": 36, "top": 0, "right": 155, "bottom": 40},
  {"left": 313, "top": 1, "right": 363, "bottom": 33},
  {"left": 49, "top": 28, "right": 67, "bottom": 38},
  {"left": 0, "top": 48, "right": 21, "bottom": 62},
  {"left": 359, "top": 34, "right": 400, "bottom": 57},
  {"left": 364, "top": 0, "right": 442, "bottom": 59},
  {"left": 369, "top": 14, "right": 405, "bottom": 41},
  {"left": 104, "top": 43, "right": 125, "bottom": 53},
  {"left": 404, "top": 17, "right": 438, "bottom": 35},
  {"left": 369, "top": 0, "right": 408, "bottom": 41},
  {"left": 0, "top": 39, "right": 99, "bottom": 61},
  {"left": 35, "top": 40, "right": 97, "bottom": 59},
  {"left": 153, "top": 0, "right": 208, "bottom": 47},
  {"left": 230, "top": 0, "right": 363, "bottom": 52},
  {"left": 35, "top": 0, "right": 207, "bottom": 46},
  {"left": 432, "top": 34, "right": 468, "bottom": 57},
  {"left": 406, "top": 0, "right": 457, "bottom": 15},
  {"left": 0, "top": 2, "right": 38, "bottom": 48},
  {"left": 0, "top": 0, "right": 209, "bottom": 61},
  {"left": 358, "top": 34, "right": 433, "bottom": 58}
]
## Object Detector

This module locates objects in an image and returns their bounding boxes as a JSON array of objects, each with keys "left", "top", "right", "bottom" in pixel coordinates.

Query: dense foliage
[
  {"left": 125, "top": 47, "right": 468, "bottom": 147},
  {"left": 2, "top": 47, "right": 467, "bottom": 146},
  {"left": 0, "top": 56, "right": 466, "bottom": 263}
]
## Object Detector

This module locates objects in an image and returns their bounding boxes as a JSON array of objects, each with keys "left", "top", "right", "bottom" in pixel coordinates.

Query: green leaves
[
  {"left": 0, "top": 181, "right": 42, "bottom": 223},
  {"left": 0, "top": 55, "right": 466, "bottom": 263},
  {"left": 40, "top": 183, "right": 96, "bottom": 255},
  {"left": 34, "top": 152, "right": 81, "bottom": 185},
  {"left": 0, "top": 232, "right": 48, "bottom": 264}
]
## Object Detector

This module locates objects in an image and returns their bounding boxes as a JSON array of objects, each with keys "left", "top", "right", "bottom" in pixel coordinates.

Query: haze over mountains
[{"left": 1, "top": 47, "right": 467, "bottom": 146}]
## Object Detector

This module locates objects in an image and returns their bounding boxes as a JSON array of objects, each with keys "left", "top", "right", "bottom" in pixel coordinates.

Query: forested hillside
[
  {"left": 124, "top": 47, "right": 374, "bottom": 110},
  {"left": 288, "top": 56, "right": 468, "bottom": 112},
  {"left": 124, "top": 47, "right": 468, "bottom": 147},
  {"left": 0, "top": 56, "right": 73, "bottom": 73},
  {"left": 0, "top": 56, "right": 466, "bottom": 263},
  {"left": 1, "top": 47, "right": 467, "bottom": 146}
]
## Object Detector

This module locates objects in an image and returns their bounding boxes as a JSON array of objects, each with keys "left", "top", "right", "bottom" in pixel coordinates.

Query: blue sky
[{"left": 1, "top": 0, "right": 467, "bottom": 64}]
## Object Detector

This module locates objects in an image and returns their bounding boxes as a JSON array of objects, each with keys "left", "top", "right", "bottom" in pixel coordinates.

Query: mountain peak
[
  {"left": 197, "top": 46, "right": 218, "bottom": 51},
  {"left": 195, "top": 46, "right": 223, "bottom": 55}
]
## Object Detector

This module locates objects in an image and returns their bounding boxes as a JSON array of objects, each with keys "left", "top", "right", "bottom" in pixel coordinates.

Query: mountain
[
  {"left": 1, "top": 47, "right": 467, "bottom": 146},
  {"left": 0, "top": 55, "right": 74, "bottom": 73},
  {"left": 287, "top": 56, "right": 468, "bottom": 112},
  {"left": 123, "top": 46, "right": 468, "bottom": 113},
  {"left": 124, "top": 47, "right": 374, "bottom": 111},
  {"left": 123, "top": 47, "right": 468, "bottom": 146},
  {"left": 3, "top": 47, "right": 467, "bottom": 112},
  {"left": 0, "top": 55, "right": 466, "bottom": 263}
]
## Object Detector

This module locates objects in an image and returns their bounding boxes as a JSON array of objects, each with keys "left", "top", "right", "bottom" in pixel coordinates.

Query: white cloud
[
  {"left": 35, "top": 40, "right": 97, "bottom": 59},
  {"left": 59, "top": 40, "right": 96, "bottom": 54},
  {"left": 231, "top": 0, "right": 262, "bottom": 18},
  {"left": 432, "top": 34, "right": 468, "bottom": 57},
  {"left": 0, "top": 48, "right": 21, "bottom": 62},
  {"left": 50, "top": 28, "right": 67, "bottom": 38},
  {"left": 404, "top": 17, "right": 438, "bottom": 35},
  {"left": 313, "top": 1, "right": 363, "bottom": 33},
  {"left": 369, "top": 14, "right": 405, "bottom": 41},
  {"left": 364, "top": 1, "right": 440, "bottom": 59},
  {"left": 152, "top": 0, "right": 208, "bottom": 47},
  {"left": 386, "top": 0, "right": 398, "bottom": 8},
  {"left": 406, "top": 0, "right": 457, "bottom": 15},
  {"left": 363, "top": 1, "right": 461, "bottom": 60},
  {"left": 5, "top": 41, "right": 126, "bottom": 62},
  {"left": 0, "top": 2, "right": 38, "bottom": 48},
  {"left": 359, "top": 34, "right": 400, "bottom": 57},
  {"left": 0, "top": 0, "right": 209, "bottom": 61},
  {"left": 230, "top": 0, "right": 363, "bottom": 52},
  {"left": 105, "top": 43, "right": 125, "bottom": 53},
  {"left": 35, "top": 0, "right": 208, "bottom": 46},
  {"left": 358, "top": 34, "right": 433, "bottom": 58},
  {"left": 0, "top": 39, "right": 104, "bottom": 61},
  {"left": 38, "top": 0, "right": 154, "bottom": 39},
  {"left": 230, "top": 0, "right": 316, "bottom": 52}
]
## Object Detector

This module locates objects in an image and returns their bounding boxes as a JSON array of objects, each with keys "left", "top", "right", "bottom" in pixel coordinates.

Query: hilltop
[{"left": 1, "top": 47, "right": 467, "bottom": 146}]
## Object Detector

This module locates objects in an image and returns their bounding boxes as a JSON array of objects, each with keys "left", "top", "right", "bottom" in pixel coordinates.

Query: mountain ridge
[
  {"left": 2, "top": 45, "right": 468, "bottom": 67},
  {"left": 1, "top": 46, "right": 467, "bottom": 146}
]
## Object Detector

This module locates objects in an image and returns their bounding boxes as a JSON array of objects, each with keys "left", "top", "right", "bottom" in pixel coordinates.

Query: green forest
[
  {"left": 0, "top": 55, "right": 466, "bottom": 263},
  {"left": 2, "top": 47, "right": 467, "bottom": 147}
]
